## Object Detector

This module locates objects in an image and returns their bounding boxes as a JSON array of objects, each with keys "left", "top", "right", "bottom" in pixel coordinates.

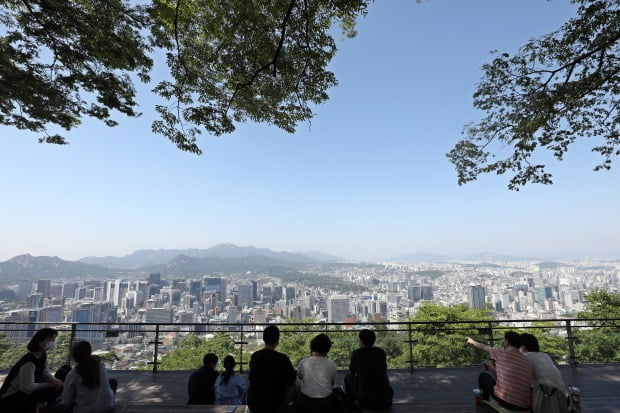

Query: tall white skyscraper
[{"left": 328, "top": 295, "right": 349, "bottom": 322}]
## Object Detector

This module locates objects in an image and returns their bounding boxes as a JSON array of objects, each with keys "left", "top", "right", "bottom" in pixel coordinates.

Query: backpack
[{"left": 531, "top": 384, "right": 568, "bottom": 413}]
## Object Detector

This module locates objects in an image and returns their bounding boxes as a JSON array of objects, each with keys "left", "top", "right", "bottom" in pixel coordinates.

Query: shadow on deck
[
  {"left": 3, "top": 365, "right": 620, "bottom": 412},
  {"left": 112, "top": 365, "right": 620, "bottom": 413}
]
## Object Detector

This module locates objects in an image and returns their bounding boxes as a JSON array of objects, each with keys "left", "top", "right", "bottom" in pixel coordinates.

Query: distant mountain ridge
[
  {"left": 79, "top": 244, "right": 320, "bottom": 269},
  {"left": 0, "top": 254, "right": 116, "bottom": 280},
  {"left": 138, "top": 254, "right": 296, "bottom": 277}
]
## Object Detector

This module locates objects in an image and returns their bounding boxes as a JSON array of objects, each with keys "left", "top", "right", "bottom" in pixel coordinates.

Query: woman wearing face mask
[{"left": 0, "top": 327, "right": 64, "bottom": 412}]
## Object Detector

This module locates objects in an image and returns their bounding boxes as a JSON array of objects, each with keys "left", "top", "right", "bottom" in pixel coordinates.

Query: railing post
[
  {"left": 487, "top": 321, "right": 494, "bottom": 346},
  {"left": 566, "top": 320, "right": 576, "bottom": 367},
  {"left": 66, "top": 323, "right": 77, "bottom": 366},
  {"left": 408, "top": 322, "right": 414, "bottom": 374},
  {"left": 150, "top": 324, "right": 161, "bottom": 373},
  {"left": 240, "top": 325, "right": 244, "bottom": 374}
]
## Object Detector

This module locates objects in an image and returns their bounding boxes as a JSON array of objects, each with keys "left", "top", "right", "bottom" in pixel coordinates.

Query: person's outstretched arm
[{"left": 466, "top": 337, "right": 492, "bottom": 353}]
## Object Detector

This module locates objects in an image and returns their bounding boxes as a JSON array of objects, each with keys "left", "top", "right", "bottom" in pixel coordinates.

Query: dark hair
[
  {"left": 519, "top": 333, "right": 540, "bottom": 352},
  {"left": 359, "top": 329, "right": 376, "bottom": 347},
  {"left": 27, "top": 328, "right": 57, "bottom": 352},
  {"left": 203, "top": 353, "right": 218, "bottom": 367},
  {"left": 72, "top": 341, "right": 101, "bottom": 389},
  {"left": 310, "top": 333, "right": 332, "bottom": 355},
  {"left": 263, "top": 325, "right": 280, "bottom": 345},
  {"left": 221, "top": 355, "right": 236, "bottom": 385},
  {"left": 504, "top": 331, "right": 521, "bottom": 348}
]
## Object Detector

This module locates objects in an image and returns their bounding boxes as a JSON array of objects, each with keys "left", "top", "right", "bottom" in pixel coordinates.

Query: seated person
[
  {"left": 467, "top": 331, "right": 532, "bottom": 411},
  {"left": 215, "top": 355, "right": 246, "bottom": 405},
  {"left": 344, "top": 329, "right": 393, "bottom": 411},
  {"left": 247, "top": 325, "right": 297, "bottom": 413},
  {"left": 296, "top": 333, "right": 339, "bottom": 413},
  {"left": 187, "top": 353, "right": 219, "bottom": 405},
  {"left": 519, "top": 333, "right": 568, "bottom": 413},
  {"left": 61, "top": 340, "right": 116, "bottom": 413},
  {"left": 0, "top": 328, "right": 63, "bottom": 413}
]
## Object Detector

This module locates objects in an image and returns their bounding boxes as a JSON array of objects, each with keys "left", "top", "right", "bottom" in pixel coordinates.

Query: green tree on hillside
[
  {"left": 574, "top": 289, "right": 620, "bottom": 363},
  {"left": 409, "top": 303, "right": 493, "bottom": 367},
  {"left": 158, "top": 332, "right": 239, "bottom": 370}
]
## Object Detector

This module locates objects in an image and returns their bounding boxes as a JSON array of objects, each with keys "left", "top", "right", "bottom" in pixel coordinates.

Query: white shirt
[
  {"left": 297, "top": 356, "right": 337, "bottom": 398},
  {"left": 524, "top": 351, "right": 567, "bottom": 395},
  {"left": 61, "top": 361, "right": 115, "bottom": 413},
  {"left": 214, "top": 374, "right": 246, "bottom": 405},
  {"left": 3, "top": 358, "right": 55, "bottom": 397}
]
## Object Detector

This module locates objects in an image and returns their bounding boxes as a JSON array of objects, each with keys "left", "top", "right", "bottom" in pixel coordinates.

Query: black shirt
[
  {"left": 247, "top": 348, "right": 296, "bottom": 413},
  {"left": 349, "top": 346, "right": 393, "bottom": 410},
  {"left": 187, "top": 366, "right": 218, "bottom": 405}
]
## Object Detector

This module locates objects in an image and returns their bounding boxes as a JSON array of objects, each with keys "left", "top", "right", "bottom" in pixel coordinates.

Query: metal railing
[{"left": 1, "top": 318, "right": 618, "bottom": 373}]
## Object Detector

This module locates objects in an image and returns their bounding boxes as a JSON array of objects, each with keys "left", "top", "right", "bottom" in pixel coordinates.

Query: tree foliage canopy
[
  {"left": 574, "top": 289, "right": 620, "bottom": 363},
  {"left": 447, "top": 0, "right": 620, "bottom": 189},
  {"left": 0, "top": 0, "right": 367, "bottom": 153},
  {"left": 409, "top": 303, "right": 493, "bottom": 367}
]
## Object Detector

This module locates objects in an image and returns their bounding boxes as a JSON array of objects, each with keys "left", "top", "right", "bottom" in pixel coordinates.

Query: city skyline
[{"left": 2, "top": 1, "right": 619, "bottom": 262}]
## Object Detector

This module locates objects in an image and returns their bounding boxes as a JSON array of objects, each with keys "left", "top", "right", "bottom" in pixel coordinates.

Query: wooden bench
[
  {"left": 114, "top": 405, "right": 248, "bottom": 412},
  {"left": 483, "top": 400, "right": 530, "bottom": 413}
]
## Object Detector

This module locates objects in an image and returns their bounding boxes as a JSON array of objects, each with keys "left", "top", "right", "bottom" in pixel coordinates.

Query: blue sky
[{"left": 2, "top": 0, "right": 619, "bottom": 262}]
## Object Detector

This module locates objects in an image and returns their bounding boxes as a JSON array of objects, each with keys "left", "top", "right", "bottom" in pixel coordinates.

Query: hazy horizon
[
  {"left": 1, "top": 243, "right": 618, "bottom": 264},
  {"left": 2, "top": 1, "right": 619, "bottom": 263}
]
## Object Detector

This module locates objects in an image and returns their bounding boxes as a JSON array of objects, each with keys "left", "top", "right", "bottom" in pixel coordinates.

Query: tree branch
[
  {"left": 224, "top": 0, "right": 297, "bottom": 116},
  {"left": 20, "top": 0, "right": 60, "bottom": 73}
]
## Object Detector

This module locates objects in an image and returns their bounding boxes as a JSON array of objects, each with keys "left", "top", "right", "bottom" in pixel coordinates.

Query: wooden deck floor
[{"left": 3, "top": 365, "right": 619, "bottom": 412}]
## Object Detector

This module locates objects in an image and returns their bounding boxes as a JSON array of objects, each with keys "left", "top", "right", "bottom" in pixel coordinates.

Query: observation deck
[
  {"left": 2, "top": 365, "right": 618, "bottom": 412},
  {"left": 1, "top": 320, "right": 619, "bottom": 412}
]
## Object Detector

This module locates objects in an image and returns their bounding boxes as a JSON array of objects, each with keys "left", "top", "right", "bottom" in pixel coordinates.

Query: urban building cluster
[{"left": 1, "top": 260, "right": 617, "bottom": 368}]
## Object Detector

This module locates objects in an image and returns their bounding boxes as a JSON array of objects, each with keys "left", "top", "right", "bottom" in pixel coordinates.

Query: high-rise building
[
  {"left": 50, "top": 284, "right": 63, "bottom": 297},
  {"left": 261, "top": 285, "right": 272, "bottom": 304},
  {"left": 327, "top": 295, "right": 349, "bottom": 323},
  {"left": 72, "top": 303, "right": 104, "bottom": 347},
  {"left": 17, "top": 281, "right": 32, "bottom": 301},
  {"left": 149, "top": 273, "right": 161, "bottom": 286},
  {"left": 204, "top": 277, "right": 226, "bottom": 302},
  {"left": 37, "top": 279, "right": 51, "bottom": 297},
  {"left": 252, "top": 281, "right": 258, "bottom": 303},
  {"left": 105, "top": 280, "right": 129, "bottom": 307},
  {"left": 189, "top": 280, "right": 202, "bottom": 298},
  {"left": 3, "top": 309, "right": 39, "bottom": 342},
  {"left": 468, "top": 285, "right": 486, "bottom": 310},
  {"left": 285, "top": 286, "right": 296, "bottom": 303},
  {"left": 63, "top": 282, "right": 78, "bottom": 300},
  {"left": 273, "top": 286, "right": 283, "bottom": 302},
  {"left": 28, "top": 294, "right": 43, "bottom": 308},
  {"left": 238, "top": 283, "right": 253, "bottom": 308},
  {"left": 145, "top": 307, "right": 174, "bottom": 323},
  {"left": 39, "top": 305, "right": 63, "bottom": 322}
]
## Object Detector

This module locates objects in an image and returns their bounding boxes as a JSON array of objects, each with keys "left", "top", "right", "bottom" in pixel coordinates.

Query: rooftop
[{"left": 4, "top": 365, "right": 616, "bottom": 413}]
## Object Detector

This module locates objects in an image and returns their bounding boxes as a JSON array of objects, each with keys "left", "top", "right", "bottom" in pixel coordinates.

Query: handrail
[{"left": 1, "top": 318, "right": 618, "bottom": 372}]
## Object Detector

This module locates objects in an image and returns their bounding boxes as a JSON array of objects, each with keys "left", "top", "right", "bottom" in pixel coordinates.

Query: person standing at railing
[
  {"left": 187, "top": 353, "right": 219, "bottom": 405},
  {"left": 247, "top": 325, "right": 296, "bottom": 413},
  {"left": 215, "top": 355, "right": 246, "bottom": 405},
  {"left": 0, "top": 327, "right": 64, "bottom": 412},
  {"left": 295, "top": 333, "right": 340, "bottom": 413},
  {"left": 466, "top": 331, "right": 532, "bottom": 411},
  {"left": 344, "top": 328, "right": 394, "bottom": 411},
  {"left": 59, "top": 340, "right": 117, "bottom": 413},
  {"left": 519, "top": 333, "right": 568, "bottom": 413}
]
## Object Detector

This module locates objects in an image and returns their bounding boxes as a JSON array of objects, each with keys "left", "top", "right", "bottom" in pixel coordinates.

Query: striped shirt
[{"left": 490, "top": 346, "right": 532, "bottom": 408}]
